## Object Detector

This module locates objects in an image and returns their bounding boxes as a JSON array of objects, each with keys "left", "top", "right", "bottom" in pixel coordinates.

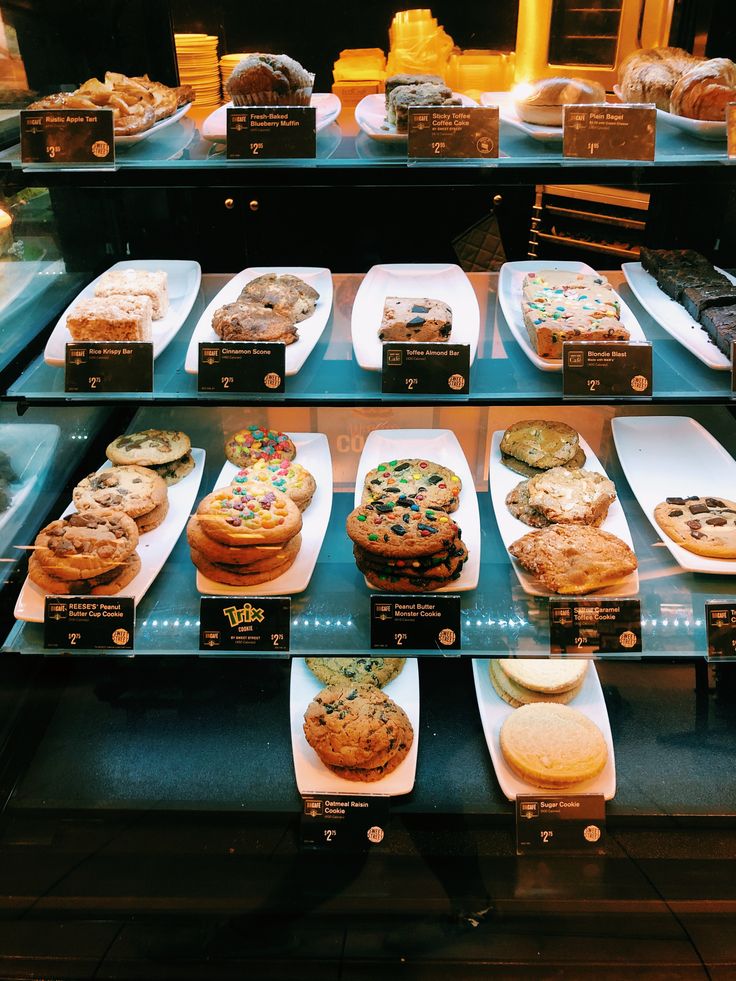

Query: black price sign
[
  {"left": 199, "top": 596, "right": 290, "bottom": 652},
  {"left": 21, "top": 108, "right": 114, "bottom": 166},
  {"left": 44, "top": 596, "right": 134, "bottom": 651},
  {"left": 371, "top": 594, "right": 461, "bottom": 651},
  {"left": 381, "top": 343, "right": 470, "bottom": 395},
  {"left": 407, "top": 106, "right": 499, "bottom": 159},
  {"left": 549, "top": 598, "right": 642, "bottom": 655},
  {"left": 197, "top": 342, "right": 285, "bottom": 394},
  {"left": 301, "top": 794, "right": 389, "bottom": 851},
  {"left": 64, "top": 342, "right": 153, "bottom": 393},
  {"left": 562, "top": 341, "right": 652, "bottom": 399},
  {"left": 516, "top": 794, "right": 606, "bottom": 856},
  {"left": 563, "top": 103, "right": 655, "bottom": 161},
  {"left": 706, "top": 602, "right": 736, "bottom": 661},
  {"left": 227, "top": 106, "right": 316, "bottom": 159}
]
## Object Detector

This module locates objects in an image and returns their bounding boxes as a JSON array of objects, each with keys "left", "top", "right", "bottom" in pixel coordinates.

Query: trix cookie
[
  {"left": 224, "top": 425, "right": 296, "bottom": 468},
  {"left": 196, "top": 483, "right": 301, "bottom": 546}
]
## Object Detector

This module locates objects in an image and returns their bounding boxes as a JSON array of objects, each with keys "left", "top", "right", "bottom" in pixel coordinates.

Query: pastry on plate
[
  {"left": 106, "top": 429, "right": 191, "bottom": 467},
  {"left": 95, "top": 269, "right": 169, "bottom": 320},
  {"left": 212, "top": 300, "right": 298, "bottom": 344},
  {"left": 384, "top": 73, "right": 444, "bottom": 111},
  {"left": 225, "top": 53, "right": 314, "bottom": 106},
  {"left": 32, "top": 510, "right": 139, "bottom": 581},
  {"left": 500, "top": 419, "right": 582, "bottom": 472},
  {"left": 73, "top": 465, "right": 167, "bottom": 521},
  {"left": 303, "top": 683, "right": 414, "bottom": 781},
  {"left": 699, "top": 304, "right": 736, "bottom": 356},
  {"left": 500, "top": 702, "right": 607, "bottom": 788},
  {"left": 514, "top": 77, "right": 606, "bottom": 126},
  {"left": 306, "top": 656, "right": 406, "bottom": 689},
  {"left": 29, "top": 549, "right": 141, "bottom": 596},
  {"left": 195, "top": 484, "right": 302, "bottom": 546},
  {"left": 388, "top": 82, "right": 460, "bottom": 132},
  {"left": 489, "top": 657, "right": 587, "bottom": 707},
  {"left": 224, "top": 426, "right": 297, "bottom": 467},
  {"left": 240, "top": 275, "right": 318, "bottom": 322},
  {"left": 654, "top": 495, "right": 736, "bottom": 559},
  {"left": 67, "top": 295, "right": 153, "bottom": 343},
  {"left": 617, "top": 46, "right": 698, "bottom": 110},
  {"left": 669, "top": 57, "right": 736, "bottom": 120},
  {"left": 378, "top": 297, "right": 452, "bottom": 342},
  {"left": 361, "top": 458, "right": 461, "bottom": 513},
  {"left": 508, "top": 524, "right": 637, "bottom": 594}
]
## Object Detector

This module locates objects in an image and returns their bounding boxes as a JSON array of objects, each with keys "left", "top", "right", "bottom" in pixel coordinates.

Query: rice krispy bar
[
  {"left": 66, "top": 295, "right": 153, "bottom": 343},
  {"left": 95, "top": 269, "right": 169, "bottom": 319}
]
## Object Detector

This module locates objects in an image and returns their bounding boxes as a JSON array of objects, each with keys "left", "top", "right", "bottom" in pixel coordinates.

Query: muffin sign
[{"left": 227, "top": 106, "right": 316, "bottom": 159}]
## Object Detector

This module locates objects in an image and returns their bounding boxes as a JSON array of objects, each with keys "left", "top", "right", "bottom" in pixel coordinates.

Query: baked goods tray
[
  {"left": 350, "top": 263, "right": 480, "bottom": 371},
  {"left": 480, "top": 90, "right": 562, "bottom": 143},
  {"left": 621, "top": 261, "right": 733, "bottom": 370},
  {"left": 116, "top": 101, "right": 192, "bottom": 146},
  {"left": 0, "top": 423, "right": 61, "bottom": 537},
  {"left": 612, "top": 415, "right": 736, "bottom": 575},
  {"left": 44, "top": 259, "right": 202, "bottom": 367},
  {"left": 488, "top": 429, "right": 639, "bottom": 597},
  {"left": 195, "top": 432, "right": 332, "bottom": 596},
  {"left": 354, "top": 428, "right": 480, "bottom": 592},
  {"left": 354, "top": 92, "right": 477, "bottom": 143},
  {"left": 497, "top": 259, "right": 648, "bottom": 373},
  {"left": 290, "top": 656, "right": 420, "bottom": 796},
  {"left": 14, "top": 448, "right": 206, "bottom": 623},
  {"left": 201, "top": 93, "right": 341, "bottom": 142},
  {"left": 472, "top": 658, "right": 617, "bottom": 801},
  {"left": 184, "top": 267, "right": 333, "bottom": 377}
]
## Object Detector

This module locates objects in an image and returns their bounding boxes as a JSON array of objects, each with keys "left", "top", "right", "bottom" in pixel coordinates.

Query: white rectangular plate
[
  {"left": 354, "top": 428, "right": 480, "bottom": 592},
  {"left": 184, "top": 267, "right": 333, "bottom": 377},
  {"left": 497, "top": 259, "right": 647, "bottom": 373},
  {"left": 290, "top": 656, "right": 419, "bottom": 795},
  {"left": 481, "top": 90, "right": 562, "bottom": 142},
  {"left": 116, "top": 102, "right": 192, "bottom": 145},
  {"left": 472, "top": 658, "right": 616, "bottom": 800},
  {"left": 621, "top": 261, "right": 732, "bottom": 371},
  {"left": 0, "top": 424, "right": 61, "bottom": 537},
  {"left": 488, "top": 430, "right": 639, "bottom": 597},
  {"left": 351, "top": 263, "right": 480, "bottom": 371},
  {"left": 355, "top": 92, "right": 477, "bottom": 142},
  {"left": 44, "top": 259, "right": 202, "bottom": 367},
  {"left": 201, "top": 93, "right": 341, "bottom": 142},
  {"left": 656, "top": 107, "right": 726, "bottom": 142},
  {"left": 14, "top": 448, "right": 206, "bottom": 623},
  {"left": 612, "top": 415, "right": 736, "bottom": 575},
  {"left": 196, "top": 432, "right": 332, "bottom": 596}
]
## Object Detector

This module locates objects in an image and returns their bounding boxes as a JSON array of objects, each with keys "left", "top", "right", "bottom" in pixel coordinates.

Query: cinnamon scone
[
  {"left": 212, "top": 300, "right": 298, "bottom": 343},
  {"left": 508, "top": 524, "right": 637, "bottom": 594}
]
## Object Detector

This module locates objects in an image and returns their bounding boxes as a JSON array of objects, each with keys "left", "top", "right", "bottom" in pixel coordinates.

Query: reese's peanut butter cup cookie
[
  {"left": 29, "top": 550, "right": 141, "bottom": 596},
  {"left": 33, "top": 510, "right": 139, "bottom": 580},
  {"left": 224, "top": 425, "right": 296, "bottom": 468}
]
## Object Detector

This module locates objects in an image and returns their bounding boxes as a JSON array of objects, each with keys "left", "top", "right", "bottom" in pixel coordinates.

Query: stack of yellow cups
[
  {"left": 219, "top": 53, "right": 251, "bottom": 98},
  {"left": 175, "top": 34, "right": 221, "bottom": 108}
]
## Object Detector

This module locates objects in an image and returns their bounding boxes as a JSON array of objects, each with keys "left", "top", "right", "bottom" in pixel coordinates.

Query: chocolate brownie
[
  {"left": 656, "top": 266, "right": 728, "bottom": 302},
  {"left": 681, "top": 283, "right": 736, "bottom": 321},
  {"left": 699, "top": 304, "right": 736, "bottom": 355}
]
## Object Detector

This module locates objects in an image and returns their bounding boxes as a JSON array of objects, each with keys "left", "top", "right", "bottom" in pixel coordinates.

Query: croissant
[
  {"left": 669, "top": 57, "right": 736, "bottom": 120},
  {"left": 617, "top": 46, "right": 698, "bottom": 110}
]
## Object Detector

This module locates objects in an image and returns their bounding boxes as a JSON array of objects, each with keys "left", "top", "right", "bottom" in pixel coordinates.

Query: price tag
[
  {"left": 562, "top": 341, "right": 652, "bottom": 398},
  {"left": 44, "top": 596, "right": 134, "bottom": 651},
  {"left": 407, "top": 106, "right": 499, "bottom": 159},
  {"left": 371, "top": 594, "right": 461, "bottom": 651},
  {"left": 64, "top": 342, "right": 153, "bottom": 393},
  {"left": 728, "top": 104, "right": 736, "bottom": 158},
  {"left": 199, "top": 596, "right": 290, "bottom": 652},
  {"left": 563, "top": 103, "right": 655, "bottom": 161},
  {"left": 381, "top": 343, "right": 470, "bottom": 395},
  {"left": 197, "top": 342, "right": 285, "bottom": 394},
  {"left": 227, "top": 106, "right": 316, "bottom": 159},
  {"left": 21, "top": 108, "right": 115, "bottom": 167},
  {"left": 706, "top": 601, "right": 736, "bottom": 661},
  {"left": 301, "top": 794, "right": 389, "bottom": 851},
  {"left": 549, "top": 598, "right": 642, "bottom": 655},
  {"left": 516, "top": 794, "right": 606, "bottom": 855}
]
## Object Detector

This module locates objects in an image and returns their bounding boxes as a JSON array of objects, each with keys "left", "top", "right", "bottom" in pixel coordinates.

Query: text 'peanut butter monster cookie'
[
  {"left": 361, "top": 458, "right": 461, "bottom": 513},
  {"left": 303, "top": 683, "right": 414, "bottom": 782}
]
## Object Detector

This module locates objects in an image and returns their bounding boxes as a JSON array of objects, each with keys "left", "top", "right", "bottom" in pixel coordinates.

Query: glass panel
[{"left": 548, "top": 0, "right": 622, "bottom": 68}]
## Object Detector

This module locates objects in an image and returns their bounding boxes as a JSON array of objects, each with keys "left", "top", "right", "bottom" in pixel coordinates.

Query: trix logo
[{"left": 223, "top": 603, "right": 265, "bottom": 627}]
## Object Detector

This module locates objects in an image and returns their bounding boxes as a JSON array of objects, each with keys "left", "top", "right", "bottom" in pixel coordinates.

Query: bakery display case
[{"left": 1, "top": 0, "right": 736, "bottom": 977}]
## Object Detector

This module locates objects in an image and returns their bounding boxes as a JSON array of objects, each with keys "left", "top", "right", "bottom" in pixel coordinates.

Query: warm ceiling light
[{"left": 0, "top": 208, "right": 11, "bottom": 230}]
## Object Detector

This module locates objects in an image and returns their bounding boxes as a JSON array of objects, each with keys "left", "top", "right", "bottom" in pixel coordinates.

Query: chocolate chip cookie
[
  {"left": 654, "top": 495, "right": 736, "bottom": 559},
  {"left": 305, "top": 657, "right": 406, "bottom": 689}
]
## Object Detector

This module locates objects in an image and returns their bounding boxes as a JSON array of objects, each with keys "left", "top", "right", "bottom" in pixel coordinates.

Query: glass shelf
[
  {"left": 6, "top": 272, "right": 735, "bottom": 406},
  {"left": 4, "top": 402, "right": 734, "bottom": 659},
  {"left": 2, "top": 106, "right": 736, "bottom": 187}
]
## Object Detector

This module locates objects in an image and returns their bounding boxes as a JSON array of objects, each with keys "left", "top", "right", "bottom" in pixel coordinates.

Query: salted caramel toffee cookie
[{"left": 654, "top": 495, "right": 736, "bottom": 559}]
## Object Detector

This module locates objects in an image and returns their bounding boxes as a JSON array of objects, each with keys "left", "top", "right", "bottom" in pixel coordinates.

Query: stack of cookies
[
  {"left": 231, "top": 458, "right": 316, "bottom": 512},
  {"left": 303, "top": 682, "right": 414, "bottom": 782},
  {"left": 28, "top": 510, "right": 141, "bottom": 596},
  {"left": 213, "top": 274, "right": 319, "bottom": 344},
  {"left": 501, "top": 420, "right": 637, "bottom": 595},
  {"left": 490, "top": 658, "right": 588, "bottom": 707},
  {"left": 306, "top": 656, "right": 406, "bottom": 688},
  {"left": 188, "top": 483, "right": 303, "bottom": 586},
  {"left": 106, "top": 429, "right": 194, "bottom": 486},
  {"left": 500, "top": 701, "right": 608, "bottom": 789},
  {"left": 347, "top": 456, "right": 467, "bottom": 592},
  {"left": 73, "top": 463, "right": 170, "bottom": 535}
]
